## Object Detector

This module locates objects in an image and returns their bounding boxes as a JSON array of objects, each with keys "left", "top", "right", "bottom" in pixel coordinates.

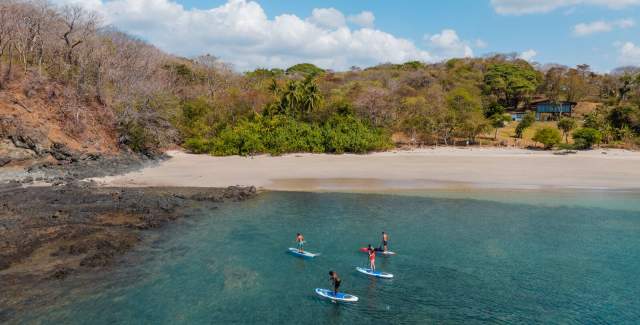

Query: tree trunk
[{"left": 3, "top": 44, "right": 12, "bottom": 84}]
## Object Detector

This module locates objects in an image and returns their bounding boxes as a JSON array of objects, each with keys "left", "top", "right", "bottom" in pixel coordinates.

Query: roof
[{"left": 529, "top": 99, "right": 577, "bottom": 106}]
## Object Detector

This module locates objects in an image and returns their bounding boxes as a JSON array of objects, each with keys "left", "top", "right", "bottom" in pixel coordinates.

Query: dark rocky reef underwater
[{"left": 0, "top": 183, "right": 257, "bottom": 322}]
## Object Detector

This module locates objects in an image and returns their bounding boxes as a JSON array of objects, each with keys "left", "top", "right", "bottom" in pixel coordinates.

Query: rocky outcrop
[
  {"left": 0, "top": 117, "right": 123, "bottom": 173},
  {"left": 0, "top": 184, "right": 257, "bottom": 318},
  {"left": 1, "top": 117, "right": 50, "bottom": 156}
]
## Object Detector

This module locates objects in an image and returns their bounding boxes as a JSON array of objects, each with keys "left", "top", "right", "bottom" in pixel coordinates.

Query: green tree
[
  {"left": 490, "top": 113, "right": 511, "bottom": 140},
  {"left": 515, "top": 112, "right": 535, "bottom": 138},
  {"left": 557, "top": 117, "right": 577, "bottom": 143},
  {"left": 532, "top": 127, "right": 562, "bottom": 149},
  {"left": 299, "top": 76, "right": 323, "bottom": 117},
  {"left": 269, "top": 77, "right": 323, "bottom": 119},
  {"left": 285, "top": 63, "right": 325, "bottom": 76},
  {"left": 608, "top": 104, "right": 640, "bottom": 134},
  {"left": 446, "top": 87, "right": 488, "bottom": 144},
  {"left": 484, "top": 62, "right": 541, "bottom": 109},
  {"left": 572, "top": 128, "right": 602, "bottom": 149}
]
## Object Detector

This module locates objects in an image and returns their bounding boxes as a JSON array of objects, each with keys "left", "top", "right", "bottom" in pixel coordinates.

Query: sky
[{"left": 55, "top": 0, "right": 640, "bottom": 72}]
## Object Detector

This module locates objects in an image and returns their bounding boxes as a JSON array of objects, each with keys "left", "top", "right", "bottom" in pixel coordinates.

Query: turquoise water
[{"left": 20, "top": 191, "right": 640, "bottom": 324}]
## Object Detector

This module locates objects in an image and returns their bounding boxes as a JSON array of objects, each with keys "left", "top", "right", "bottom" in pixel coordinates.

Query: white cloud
[
  {"left": 518, "top": 49, "right": 538, "bottom": 61},
  {"left": 425, "top": 29, "right": 474, "bottom": 60},
  {"left": 618, "top": 42, "right": 640, "bottom": 65},
  {"left": 491, "top": 0, "right": 640, "bottom": 15},
  {"left": 53, "top": 0, "right": 437, "bottom": 71},
  {"left": 347, "top": 11, "right": 375, "bottom": 28},
  {"left": 475, "top": 39, "right": 489, "bottom": 49},
  {"left": 573, "top": 18, "right": 635, "bottom": 36},
  {"left": 308, "top": 8, "right": 346, "bottom": 29}
]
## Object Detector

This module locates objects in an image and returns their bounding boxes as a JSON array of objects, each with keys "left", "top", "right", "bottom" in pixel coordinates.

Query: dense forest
[{"left": 2, "top": 0, "right": 640, "bottom": 156}]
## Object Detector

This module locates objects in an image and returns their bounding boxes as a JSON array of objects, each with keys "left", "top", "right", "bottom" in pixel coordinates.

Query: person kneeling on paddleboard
[
  {"left": 296, "top": 233, "right": 305, "bottom": 252},
  {"left": 368, "top": 245, "right": 376, "bottom": 271},
  {"left": 329, "top": 271, "right": 341, "bottom": 296}
]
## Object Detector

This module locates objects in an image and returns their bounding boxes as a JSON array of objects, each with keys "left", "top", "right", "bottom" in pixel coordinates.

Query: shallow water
[{"left": 19, "top": 191, "right": 640, "bottom": 324}]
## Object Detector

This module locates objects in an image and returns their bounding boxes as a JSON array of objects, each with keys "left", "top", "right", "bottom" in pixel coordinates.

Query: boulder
[{"left": 49, "top": 142, "right": 79, "bottom": 162}]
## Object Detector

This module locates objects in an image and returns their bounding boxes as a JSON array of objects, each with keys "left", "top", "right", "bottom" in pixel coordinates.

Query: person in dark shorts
[
  {"left": 296, "top": 233, "right": 305, "bottom": 252},
  {"left": 329, "top": 271, "right": 341, "bottom": 296},
  {"left": 382, "top": 232, "right": 389, "bottom": 252}
]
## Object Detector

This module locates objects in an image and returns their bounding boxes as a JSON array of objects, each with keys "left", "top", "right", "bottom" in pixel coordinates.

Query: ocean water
[{"left": 19, "top": 191, "right": 640, "bottom": 324}]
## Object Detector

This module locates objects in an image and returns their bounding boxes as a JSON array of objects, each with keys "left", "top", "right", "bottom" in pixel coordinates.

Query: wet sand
[{"left": 94, "top": 148, "right": 640, "bottom": 191}]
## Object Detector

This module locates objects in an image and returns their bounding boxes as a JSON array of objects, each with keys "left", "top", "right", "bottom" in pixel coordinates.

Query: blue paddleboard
[
  {"left": 356, "top": 267, "right": 394, "bottom": 279},
  {"left": 315, "top": 288, "right": 359, "bottom": 302},
  {"left": 287, "top": 248, "right": 319, "bottom": 258}
]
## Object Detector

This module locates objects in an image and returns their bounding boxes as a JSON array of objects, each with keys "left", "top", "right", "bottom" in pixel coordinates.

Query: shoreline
[{"left": 94, "top": 148, "right": 640, "bottom": 192}]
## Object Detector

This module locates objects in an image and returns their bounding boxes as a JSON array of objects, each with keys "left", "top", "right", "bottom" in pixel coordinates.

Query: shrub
[
  {"left": 322, "top": 114, "right": 391, "bottom": 154},
  {"left": 557, "top": 117, "right": 577, "bottom": 143},
  {"left": 194, "top": 113, "right": 391, "bottom": 156},
  {"left": 572, "top": 128, "right": 602, "bottom": 149},
  {"left": 532, "top": 127, "right": 562, "bottom": 149},
  {"left": 211, "top": 118, "right": 265, "bottom": 156},
  {"left": 515, "top": 112, "right": 535, "bottom": 138},
  {"left": 183, "top": 137, "right": 214, "bottom": 154},
  {"left": 261, "top": 115, "right": 324, "bottom": 155}
]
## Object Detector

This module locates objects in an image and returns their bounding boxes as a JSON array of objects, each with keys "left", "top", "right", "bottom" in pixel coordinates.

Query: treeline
[{"left": 2, "top": 1, "right": 640, "bottom": 156}]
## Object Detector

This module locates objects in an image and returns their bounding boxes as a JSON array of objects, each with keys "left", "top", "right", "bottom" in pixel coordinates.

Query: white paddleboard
[
  {"left": 315, "top": 288, "right": 359, "bottom": 302},
  {"left": 287, "top": 248, "right": 319, "bottom": 258},
  {"left": 356, "top": 267, "right": 394, "bottom": 279}
]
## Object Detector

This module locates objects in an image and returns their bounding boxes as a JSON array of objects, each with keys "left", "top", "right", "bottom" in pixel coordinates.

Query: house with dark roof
[{"left": 510, "top": 99, "right": 577, "bottom": 121}]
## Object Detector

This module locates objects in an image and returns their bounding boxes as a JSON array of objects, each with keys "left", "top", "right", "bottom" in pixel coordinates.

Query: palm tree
[{"left": 300, "top": 79, "right": 321, "bottom": 116}]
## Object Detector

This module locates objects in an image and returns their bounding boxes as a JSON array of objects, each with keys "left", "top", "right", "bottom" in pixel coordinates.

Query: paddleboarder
[
  {"left": 329, "top": 271, "right": 341, "bottom": 296},
  {"left": 368, "top": 245, "right": 376, "bottom": 271},
  {"left": 296, "top": 233, "right": 305, "bottom": 252},
  {"left": 382, "top": 231, "right": 389, "bottom": 252}
]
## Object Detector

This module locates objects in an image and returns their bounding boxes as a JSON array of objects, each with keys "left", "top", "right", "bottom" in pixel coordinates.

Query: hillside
[
  {"left": 0, "top": 75, "right": 120, "bottom": 169},
  {"left": 1, "top": 0, "right": 639, "bottom": 170}
]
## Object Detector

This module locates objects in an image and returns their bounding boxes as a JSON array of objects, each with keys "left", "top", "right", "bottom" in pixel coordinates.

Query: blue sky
[{"left": 60, "top": 0, "right": 640, "bottom": 71}]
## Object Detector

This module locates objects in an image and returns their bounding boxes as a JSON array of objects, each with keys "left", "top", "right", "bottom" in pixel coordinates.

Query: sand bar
[{"left": 93, "top": 148, "right": 640, "bottom": 191}]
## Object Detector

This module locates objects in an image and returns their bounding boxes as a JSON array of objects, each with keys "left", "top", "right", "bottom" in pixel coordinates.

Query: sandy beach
[{"left": 93, "top": 148, "right": 640, "bottom": 191}]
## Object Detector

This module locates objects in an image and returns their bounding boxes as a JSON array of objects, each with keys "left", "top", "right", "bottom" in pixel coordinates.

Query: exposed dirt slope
[{"left": 0, "top": 75, "right": 120, "bottom": 169}]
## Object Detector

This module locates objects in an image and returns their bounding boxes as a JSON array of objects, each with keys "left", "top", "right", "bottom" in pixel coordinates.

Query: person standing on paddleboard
[
  {"left": 368, "top": 245, "right": 376, "bottom": 271},
  {"left": 296, "top": 233, "right": 305, "bottom": 252},
  {"left": 329, "top": 271, "right": 341, "bottom": 296},
  {"left": 382, "top": 232, "right": 389, "bottom": 252}
]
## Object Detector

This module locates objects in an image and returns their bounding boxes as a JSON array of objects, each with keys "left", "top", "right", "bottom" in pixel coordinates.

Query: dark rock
[
  {"left": 50, "top": 267, "right": 74, "bottom": 280},
  {"left": 0, "top": 157, "right": 10, "bottom": 167},
  {"left": 80, "top": 251, "right": 115, "bottom": 268},
  {"left": 0, "top": 257, "right": 10, "bottom": 270},
  {"left": 7, "top": 125, "right": 49, "bottom": 155},
  {"left": 49, "top": 142, "right": 80, "bottom": 162},
  {"left": 53, "top": 244, "right": 88, "bottom": 256},
  {"left": 0, "top": 184, "right": 257, "bottom": 315},
  {"left": 50, "top": 210, "right": 65, "bottom": 219}
]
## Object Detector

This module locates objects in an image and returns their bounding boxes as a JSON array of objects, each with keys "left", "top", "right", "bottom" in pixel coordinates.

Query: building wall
[{"left": 535, "top": 103, "right": 573, "bottom": 114}]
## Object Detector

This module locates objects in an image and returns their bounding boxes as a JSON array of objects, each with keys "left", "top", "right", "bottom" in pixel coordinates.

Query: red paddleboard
[{"left": 359, "top": 247, "right": 396, "bottom": 255}]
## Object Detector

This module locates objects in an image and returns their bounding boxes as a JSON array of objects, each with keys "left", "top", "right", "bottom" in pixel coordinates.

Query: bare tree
[
  {"left": 0, "top": 1, "right": 17, "bottom": 86},
  {"left": 58, "top": 5, "right": 97, "bottom": 66},
  {"left": 193, "top": 54, "right": 233, "bottom": 99},
  {"left": 354, "top": 86, "right": 392, "bottom": 126}
]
